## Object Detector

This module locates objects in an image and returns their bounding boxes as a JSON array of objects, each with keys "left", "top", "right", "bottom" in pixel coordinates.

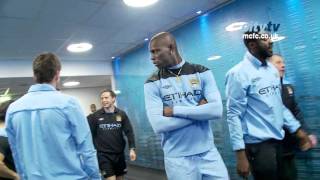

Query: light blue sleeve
[
  {"left": 144, "top": 82, "right": 193, "bottom": 134},
  {"left": 5, "top": 108, "right": 24, "bottom": 178},
  {"left": 66, "top": 99, "right": 101, "bottom": 180},
  {"left": 225, "top": 71, "right": 247, "bottom": 151},
  {"left": 173, "top": 70, "right": 223, "bottom": 121},
  {"left": 282, "top": 104, "right": 301, "bottom": 133}
]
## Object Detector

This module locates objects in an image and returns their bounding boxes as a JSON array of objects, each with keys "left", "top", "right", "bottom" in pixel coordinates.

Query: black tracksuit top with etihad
[{"left": 87, "top": 107, "right": 135, "bottom": 154}]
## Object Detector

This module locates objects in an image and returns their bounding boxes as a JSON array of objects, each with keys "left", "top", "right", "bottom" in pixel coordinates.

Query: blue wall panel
[{"left": 113, "top": 0, "right": 320, "bottom": 179}]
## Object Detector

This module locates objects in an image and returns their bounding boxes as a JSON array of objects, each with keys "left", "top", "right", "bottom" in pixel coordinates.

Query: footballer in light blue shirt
[
  {"left": 5, "top": 53, "right": 101, "bottom": 180},
  {"left": 144, "top": 32, "right": 229, "bottom": 180},
  {"left": 225, "top": 31, "right": 311, "bottom": 179}
]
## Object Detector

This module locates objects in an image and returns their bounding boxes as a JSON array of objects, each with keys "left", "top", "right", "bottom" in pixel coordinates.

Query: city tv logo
[
  {"left": 226, "top": 21, "right": 280, "bottom": 33},
  {"left": 247, "top": 21, "right": 280, "bottom": 33},
  {"left": 225, "top": 21, "right": 284, "bottom": 42}
]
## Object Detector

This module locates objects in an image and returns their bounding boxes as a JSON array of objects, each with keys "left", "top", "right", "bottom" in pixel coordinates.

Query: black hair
[
  {"left": 100, "top": 89, "right": 116, "bottom": 98},
  {"left": 243, "top": 29, "right": 271, "bottom": 48},
  {"left": 0, "top": 100, "right": 14, "bottom": 122},
  {"left": 33, "top": 52, "right": 61, "bottom": 83}
]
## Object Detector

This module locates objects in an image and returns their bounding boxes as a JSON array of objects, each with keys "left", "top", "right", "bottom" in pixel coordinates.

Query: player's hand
[
  {"left": 296, "top": 129, "right": 312, "bottom": 151},
  {"left": 236, "top": 150, "right": 250, "bottom": 178},
  {"left": 130, "top": 149, "right": 136, "bottom": 161},
  {"left": 198, "top": 99, "right": 208, "bottom": 106},
  {"left": 163, "top": 106, "right": 173, "bottom": 117},
  {"left": 308, "top": 134, "right": 317, "bottom": 148}
]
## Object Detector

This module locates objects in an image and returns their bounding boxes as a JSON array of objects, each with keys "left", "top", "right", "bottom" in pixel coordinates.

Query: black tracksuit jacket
[
  {"left": 87, "top": 107, "right": 136, "bottom": 154},
  {"left": 281, "top": 80, "right": 309, "bottom": 155}
]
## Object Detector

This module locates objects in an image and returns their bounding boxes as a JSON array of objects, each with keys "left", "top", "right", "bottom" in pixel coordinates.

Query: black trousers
[
  {"left": 98, "top": 152, "right": 127, "bottom": 178},
  {"left": 282, "top": 154, "right": 297, "bottom": 180},
  {"left": 245, "top": 139, "right": 283, "bottom": 180}
]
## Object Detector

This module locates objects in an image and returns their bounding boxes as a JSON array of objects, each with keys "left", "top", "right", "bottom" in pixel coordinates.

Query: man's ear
[
  {"left": 55, "top": 70, "right": 61, "bottom": 83},
  {"left": 169, "top": 44, "right": 175, "bottom": 53}
]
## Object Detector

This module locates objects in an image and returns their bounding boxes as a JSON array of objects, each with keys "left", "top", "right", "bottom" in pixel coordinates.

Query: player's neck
[
  {"left": 169, "top": 57, "right": 183, "bottom": 69},
  {"left": 104, "top": 106, "right": 115, "bottom": 113}
]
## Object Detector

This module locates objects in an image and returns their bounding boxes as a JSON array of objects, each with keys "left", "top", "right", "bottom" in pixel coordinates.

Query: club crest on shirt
[
  {"left": 287, "top": 86, "right": 293, "bottom": 95},
  {"left": 162, "top": 84, "right": 172, "bottom": 89},
  {"left": 252, "top": 77, "right": 261, "bottom": 84},
  {"left": 116, "top": 115, "right": 122, "bottom": 122},
  {"left": 189, "top": 78, "right": 199, "bottom": 88}
]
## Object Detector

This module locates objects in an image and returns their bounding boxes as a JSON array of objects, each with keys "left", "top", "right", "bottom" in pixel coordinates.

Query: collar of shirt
[
  {"left": 98, "top": 107, "right": 120, "bottom": 115},
  {"left": 245, "top": 51, "right": 269, "bottom": 69},
  {"left": 28, "top": 84, "right": 57, "bottom": 93},
  {"left": 168, "top": 59, "right": 185, "bottom": 70}
]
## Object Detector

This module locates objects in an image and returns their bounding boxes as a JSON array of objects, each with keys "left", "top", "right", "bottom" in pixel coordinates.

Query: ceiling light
[
  {"left": 67, "top": 43, "right": 92, "bottom": 53},
  {"left": 207, "top": 55, "right": 222, "bottom": 61},
  {"left": 63, "top": 81, "right": 80, "bottom": 87},
  {"left": 225, "top": 22, "right": 247, "bottom": 32},
  {"left": 123, "top": 0, "right": 158, "bottom": 7},
  {"left": 196, "top": 10, "right": 202, "bottom": 14},
  {"left": 144, "top": 38, "right": 149, "bottom": 41},
  {"left": 3, "top": 88, "right": 10, "bottom": 96},
  {"left": 0, "top": 95, "right": 11, "bottom": 103},
  {"left": 111, "top": 56, "right": 115, "bottom": 59},
  {"left": 271, "top": 35, "right": 286, "bottom": 42}
]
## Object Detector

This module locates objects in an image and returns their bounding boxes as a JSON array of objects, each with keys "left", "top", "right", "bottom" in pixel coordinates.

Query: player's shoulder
[
  {"left": 145, "top": 70, "right": 160, "bottom": 83},
  {"left": 183, "top": 62, "right": 209, "bottom": 74}
]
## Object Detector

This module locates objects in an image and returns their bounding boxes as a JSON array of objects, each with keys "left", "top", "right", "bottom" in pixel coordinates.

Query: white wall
[
  {"left": 61, "top": 86, "right": 105, "bottom": 116},
  {"left": 0, "top": 60, "right": 113, "bottom": 78}
]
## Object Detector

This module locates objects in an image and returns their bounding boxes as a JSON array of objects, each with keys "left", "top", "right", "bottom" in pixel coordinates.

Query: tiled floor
[{"left": 125, "top": 164, "right": 167, "bottom": 180}]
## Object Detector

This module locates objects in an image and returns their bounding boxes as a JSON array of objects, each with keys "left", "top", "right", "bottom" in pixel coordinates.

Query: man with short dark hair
[
  {"left": 90, "top": 104, "right": 97, "bottom": 113},
  {"left": 144, "top": 32, "right": 228, "bottom": 180},
  {"left": 225, "top": 31, "right": 311, "bottom": 180},
  {"left": 88, "top": 89, "right": 136, "bottom": 180},
  {"left": 5, "top": 52, "right": 100, "bottom": 180}
]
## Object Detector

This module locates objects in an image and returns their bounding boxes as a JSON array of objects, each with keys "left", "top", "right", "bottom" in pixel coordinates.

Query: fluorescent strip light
[
  {"left": 207, "top": 55, "right": 222, "bottom": 61},
  {"left": 114, "top": 90, "right": 121, "bottom": 94},
  {"left": 271, "top": 36, "right": 286, "bottom": 42},
  {"left": 63, "top": 81, "right": 80, "bottom": 87}
]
